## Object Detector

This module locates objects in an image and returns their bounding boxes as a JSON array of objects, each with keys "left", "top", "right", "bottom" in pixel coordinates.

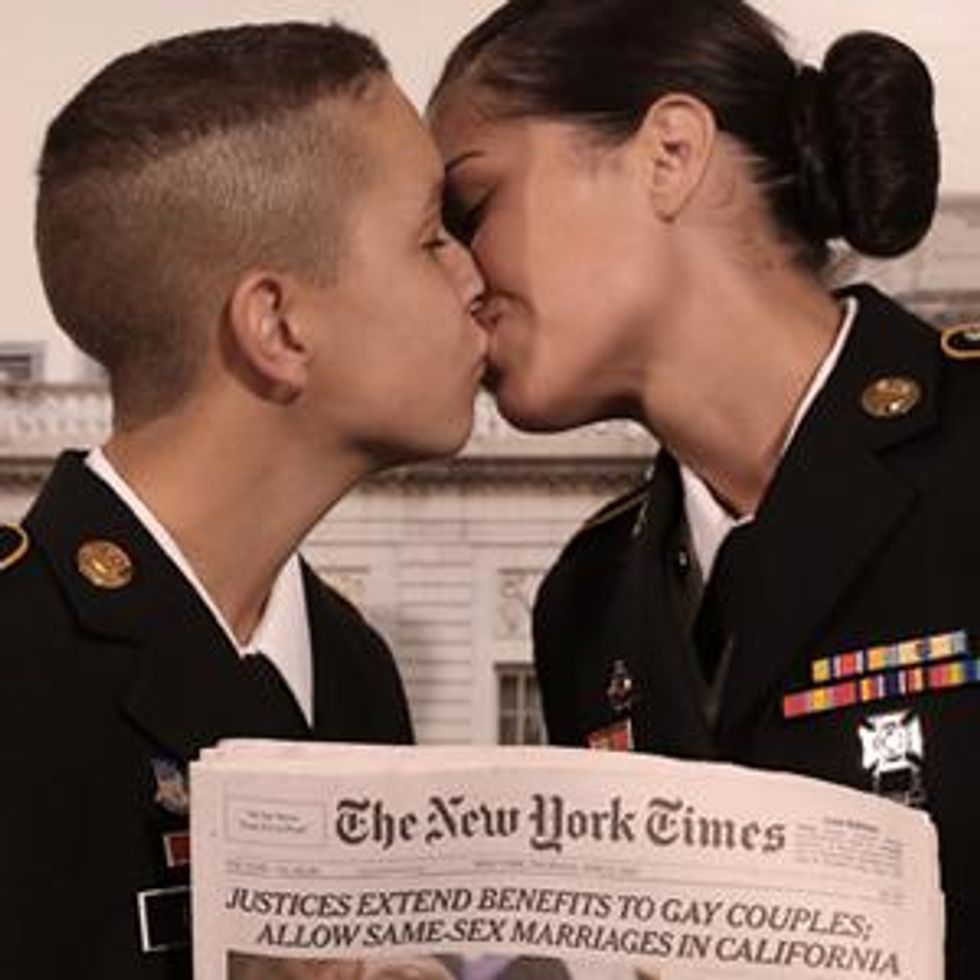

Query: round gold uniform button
[
  {"left": 860, "top": 377, "right": 923, "bottom": 420},
  {"left": 77, "top": 539, "right": 134, "bottom": 589}
]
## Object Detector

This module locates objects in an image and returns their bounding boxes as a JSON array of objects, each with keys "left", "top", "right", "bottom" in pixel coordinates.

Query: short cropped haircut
[{"left": 36, "top": 22, "right": 389, "bottom": 424}]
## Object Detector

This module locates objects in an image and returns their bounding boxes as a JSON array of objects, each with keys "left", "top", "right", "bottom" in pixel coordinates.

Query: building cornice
[{"left": 0, "top": 384, "right": 655, "bottom": 491}]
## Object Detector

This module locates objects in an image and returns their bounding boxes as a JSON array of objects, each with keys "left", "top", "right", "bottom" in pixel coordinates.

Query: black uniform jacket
[
  {"left": 0, "top": 452, "right": 412, "bottom": 980},
  {"left": 534, "top": 285, "right": 980, "bottom": 978}
]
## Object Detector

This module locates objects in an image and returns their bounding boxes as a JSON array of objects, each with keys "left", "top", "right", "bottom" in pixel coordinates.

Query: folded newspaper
[{"left": 191, "top": 743, "right": 943, "bottom": 980}]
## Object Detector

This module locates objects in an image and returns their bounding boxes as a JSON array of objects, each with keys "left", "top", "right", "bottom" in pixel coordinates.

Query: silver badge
[
  {"left": 859, "top": 710, "right": 926, "bottom": 807},
  {"left": 151, "top": 757, "right": 190, "bottom": 816}
]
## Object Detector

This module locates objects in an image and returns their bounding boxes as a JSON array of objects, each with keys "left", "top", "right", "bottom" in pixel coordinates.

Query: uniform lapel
[
  {"left": 716, "top": 286, "right": 941, "bottom": 737},
  {"left": 26, "top": 452, "right": 310, "bottom": 762},
  {"left": 123, "top": 591, "right": 310, "bottom": 761},
  {"left": 25, "top": 452, "right": 155, "bottom": 641},
  {"left": 621, "top": 453, "right": 715, "bottom": 756},
  {"left": 303, "top": 564, "right": 375, "bottom": 741}
]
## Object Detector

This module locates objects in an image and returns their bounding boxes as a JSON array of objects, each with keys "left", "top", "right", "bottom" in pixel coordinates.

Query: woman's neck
[{"left": 638, "top": 267, "right": 844, "bottom": 517}]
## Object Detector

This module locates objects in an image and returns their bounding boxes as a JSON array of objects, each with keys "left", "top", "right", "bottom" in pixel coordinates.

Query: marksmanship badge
[{"left": 859, "top": 710, "right": 926, "bottom": 807}]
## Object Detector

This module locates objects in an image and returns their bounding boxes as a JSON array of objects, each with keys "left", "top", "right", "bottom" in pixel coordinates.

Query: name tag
[{"left": 137, "top": 885, "right": 190, "bottom": 953}]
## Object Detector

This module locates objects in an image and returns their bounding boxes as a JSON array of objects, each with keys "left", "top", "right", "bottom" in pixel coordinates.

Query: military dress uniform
[
  {"left": 0, "top": 452, "right": 412, "bottom": 980},
  {"left": 533, "top": 285, "right": 980, "bottom": 979}
]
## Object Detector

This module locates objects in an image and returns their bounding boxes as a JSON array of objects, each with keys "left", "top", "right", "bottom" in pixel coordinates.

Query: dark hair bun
[{"left": 820, "top": 31, "right": 940, "bottom": 257}]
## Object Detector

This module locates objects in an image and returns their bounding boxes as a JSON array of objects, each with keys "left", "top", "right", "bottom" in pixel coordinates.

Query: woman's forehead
[
  {"left": 431, "top": 82, "right": 631, "bottom": 171},
  {"left": 436, "top": 114, "right": 616, "bottom": 187},
  {"left": 429, "top": 83, "right": 498, "bottom": 145}
]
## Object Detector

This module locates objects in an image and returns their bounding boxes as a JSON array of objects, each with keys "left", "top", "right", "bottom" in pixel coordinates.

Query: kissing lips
[{"left": 480, "top": 362, "right": 502, "bottom": 393}]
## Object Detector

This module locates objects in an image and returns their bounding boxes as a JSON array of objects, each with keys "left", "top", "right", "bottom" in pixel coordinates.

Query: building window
[
  {"left": 497, "top": 664, "right": 546, "bottom": 745},
  {"left": 0, "top": 344, "right": 44, "bottom": 383}
]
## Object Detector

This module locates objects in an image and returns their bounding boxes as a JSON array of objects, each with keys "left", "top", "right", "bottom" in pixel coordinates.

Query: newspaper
[{"left": 191, "top": 743, "right": 943, "bottom": 980}]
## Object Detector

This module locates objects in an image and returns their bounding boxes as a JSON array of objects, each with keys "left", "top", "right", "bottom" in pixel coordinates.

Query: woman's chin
[{"left": 490, "top": 374, "right": 586, "bottom": 434}]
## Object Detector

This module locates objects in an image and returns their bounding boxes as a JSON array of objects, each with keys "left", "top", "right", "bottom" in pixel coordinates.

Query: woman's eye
[
  {"left": 423, "top": 232, "right": 450, "bottom": 252},
  {"left": 443, "top": 191, "right": 489, "bottom": 246}
]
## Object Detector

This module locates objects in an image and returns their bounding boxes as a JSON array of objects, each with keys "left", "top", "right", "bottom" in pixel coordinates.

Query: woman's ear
[
  {"left": 226, "top": 272, "right": 311, "bottom": 402},
  {"left": 637, "top": 93, "right": 717, "bottom": 220}
]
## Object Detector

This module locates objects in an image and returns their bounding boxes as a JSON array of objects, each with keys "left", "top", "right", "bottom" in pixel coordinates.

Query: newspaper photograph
[{"left": 191, "top": 743, "right": 944, "bottom": 979}]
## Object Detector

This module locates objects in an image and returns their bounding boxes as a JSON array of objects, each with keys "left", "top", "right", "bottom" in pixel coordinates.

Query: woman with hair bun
[{"left": 430, "top": 2, "right": 979, "bottom": 975}]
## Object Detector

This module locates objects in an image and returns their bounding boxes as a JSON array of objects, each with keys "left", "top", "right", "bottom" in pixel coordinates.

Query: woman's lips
[{"left": 480, "top": 361, "right": 502, "bottom": 392}]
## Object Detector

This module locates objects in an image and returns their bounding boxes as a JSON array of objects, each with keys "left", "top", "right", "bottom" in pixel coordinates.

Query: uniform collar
[
  {"left": 24, "top": 450, "right": 173, "bottom": 642},
  {"left": 85, "top": 448, "right": 313, "bottom": 723},
  {"left": 682, "top": 296, "right": 858, "bottom": 581},
  {"left": 24, "top": 452, "right": 314, "bottom": 756}
]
